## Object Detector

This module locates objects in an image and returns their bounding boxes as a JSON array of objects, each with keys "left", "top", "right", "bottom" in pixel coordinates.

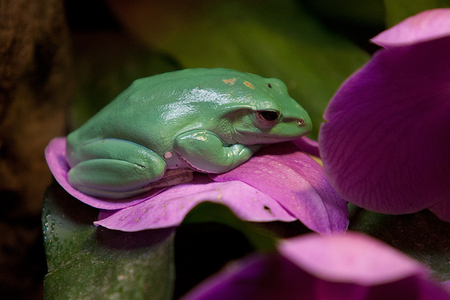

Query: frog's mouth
[{"left": 233, "top": 129, "right": 310, "bottom": 145}]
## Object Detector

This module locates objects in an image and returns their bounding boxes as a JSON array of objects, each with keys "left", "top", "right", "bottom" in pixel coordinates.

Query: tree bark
[{"left": 0, "top": 0, "right": 73, "bottom": 298}]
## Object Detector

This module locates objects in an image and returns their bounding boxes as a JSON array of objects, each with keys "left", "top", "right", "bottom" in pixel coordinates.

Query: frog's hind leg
[{"left": 66, "top": 138, "right": 166, "bottom": 199}]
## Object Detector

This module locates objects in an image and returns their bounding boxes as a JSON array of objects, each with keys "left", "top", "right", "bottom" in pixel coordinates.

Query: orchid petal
[
  {"left": 182, "top": 233, "right": 450, "bottom": 300},
  {"left": 428, "top": 198, "right": 450, "bottom": 223},
  {"left": 95, "top": 174, "right": 296, "bottom": 231},
  {"left": 319, "top": 36, "right": 450, "bottom": 214},
  {"left": 211, "top": 142, "right": 348, "bottom": 234},
  {"left": 372, "top": 9, "right": 450, "bottom": 47},
  {"left": 45, "top": 137, "right": 163, "bottom": 210},
  {"left": 278, "top": 232, "right": 427, "bottom": 285}
]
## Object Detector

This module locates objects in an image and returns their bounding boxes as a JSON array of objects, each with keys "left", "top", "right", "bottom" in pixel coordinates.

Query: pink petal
[
  {"left": 372, "top": 9, "right": 450, "bottom": 47},
  {"left": 45, "top": 137, "right": 162, "bottom": 210},
  {"left": 95, "top": 174, "right": 296, "bottom": 231},
  {"left": 211, "top": 142, "right": 348, "bottom": 234},
  {"left": 319, "top": 36, "right": 450, "bottom": 214},
  {"left": 278, "top": 232, "right": 428, "bottom": 285}
]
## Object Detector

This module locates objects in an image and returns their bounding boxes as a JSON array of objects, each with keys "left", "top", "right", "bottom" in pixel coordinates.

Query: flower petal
[
  {"left": 211, "top": 142, "right": 349, "bottom": 234},
  {"left": 45, "top": 137, "right": 162, "bottom": 210},
  {"left": 278, "top": 232, "right": 427, "bottom": 285},
  {"left": 95, "top": 174, "right": 296, "bottom": 231},
  {"left": 182, "top": 233, "right": 450, "bottom": 300},
  {"left": 428, "top": 198, "right": 450, "bottom": 223},
  {"left": 372, "top": 9, "right": 450, "bottom": 47},
  {"left": 319, "top": 36, "right": 450, "bottom": 214}
]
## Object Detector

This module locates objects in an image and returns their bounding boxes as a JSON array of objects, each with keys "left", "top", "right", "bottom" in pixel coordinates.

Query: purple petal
[
  {"left": 181, "top": 254, "right": 376, "bottom": 300},
  {"left": 372, "top": 9, "right": 450, "bottom": 47},
  {"left": 45, "top": 137, "right": 163, "bottom": 210},
  {"left": 428, "top": 198, "right": 450, "bottom": 222},
  {"left": 95, "top": 174, "right": 296, "bottom": 231},
  {"left": 182, "top": 233, "right": 450, "bottom": 300},
  {"left": 211, "top": 142, "right": 349, "bottom": 234},
  {"left": 443, "top": 281, "right": 450, "bottom": 293},
  {"left": 319, "top": 36, "right": 450, "bottom": 214}
]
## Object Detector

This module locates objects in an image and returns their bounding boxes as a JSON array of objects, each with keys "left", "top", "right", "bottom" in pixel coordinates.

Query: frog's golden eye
[{"left": 255, "top": 110, "right": 280, "bottom": 127}]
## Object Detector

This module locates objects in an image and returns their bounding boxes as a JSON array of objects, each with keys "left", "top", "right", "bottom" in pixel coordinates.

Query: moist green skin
[{"left": 66, "top": 68, "right": 312, "bottom": 199}]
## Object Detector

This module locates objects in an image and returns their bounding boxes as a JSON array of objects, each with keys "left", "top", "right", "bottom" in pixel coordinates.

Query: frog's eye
[{"left": 255, "top": 110, "right": 280, "bottom": 127}]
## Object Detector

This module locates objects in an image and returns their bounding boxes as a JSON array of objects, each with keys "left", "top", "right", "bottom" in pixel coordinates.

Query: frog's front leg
[
  {"left": 173, "top": 130, "right": 261, "bottom": 173},
  {"left": 66, "top": 138, "right": 166, "bottom": 199}
]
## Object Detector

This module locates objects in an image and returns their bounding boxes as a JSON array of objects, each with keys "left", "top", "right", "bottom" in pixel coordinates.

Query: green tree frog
[{"left": 66, "top": 68, "right": 312, "bottom": 198}]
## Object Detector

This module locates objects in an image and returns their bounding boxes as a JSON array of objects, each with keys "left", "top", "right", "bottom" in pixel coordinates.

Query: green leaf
[
  {"left": 384, "top": 0, "right": 450, "bottom": 27},
  {"left": 70, "top": 34, "right": 181, "bottom": 130},
  {"left": 181, "top": 202, "right": 278, "bottom": 252},
  {"left": 42, "top": 182, "right": 175, "bottom": 300},
  {"left": 300, "top": 0, "right": 385, "bottom": 29},
  {"left": 155, "top": 0, "right": 369, "bottom": 139},
  {"left": 349, "top": 204, "right": 450, "bottom": 281}
]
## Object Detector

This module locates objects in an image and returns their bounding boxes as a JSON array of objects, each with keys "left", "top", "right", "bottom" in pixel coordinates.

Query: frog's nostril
[{"left": 297, "top": 119, "right": 305, "bottom": 126}]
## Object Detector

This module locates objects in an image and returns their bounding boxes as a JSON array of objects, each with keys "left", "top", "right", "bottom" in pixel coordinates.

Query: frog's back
[{"left": 68, "top": 68, "right": 276, "bottom": 150}]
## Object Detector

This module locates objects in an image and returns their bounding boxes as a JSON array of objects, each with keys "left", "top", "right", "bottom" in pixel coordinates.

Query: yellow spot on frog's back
[
  {"left": 223, "top": 78, "right": 236, "bottom": 85},
  {"left": 243, "top": 81, "right": 255, "bottom": 89}
]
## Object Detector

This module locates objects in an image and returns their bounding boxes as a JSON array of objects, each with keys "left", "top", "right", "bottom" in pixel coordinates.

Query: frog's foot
[
  {"left": 173, "top": 130, "right": 261, "bottom": 173},
  {"left": 66, "top": 139, "right": 167, "bottom": 199},
  {"left": 71, "top": 168, "right": 194, "bottom": 199}
]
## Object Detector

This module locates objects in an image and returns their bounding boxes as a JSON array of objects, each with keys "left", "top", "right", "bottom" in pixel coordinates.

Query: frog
[{"left": 66, "top": 68, "right": 312, "bottom": 199}]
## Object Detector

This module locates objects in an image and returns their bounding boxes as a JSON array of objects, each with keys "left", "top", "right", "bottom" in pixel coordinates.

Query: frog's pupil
[{"left": 260, "top": 111, "right": 278, "bottom": 121}]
